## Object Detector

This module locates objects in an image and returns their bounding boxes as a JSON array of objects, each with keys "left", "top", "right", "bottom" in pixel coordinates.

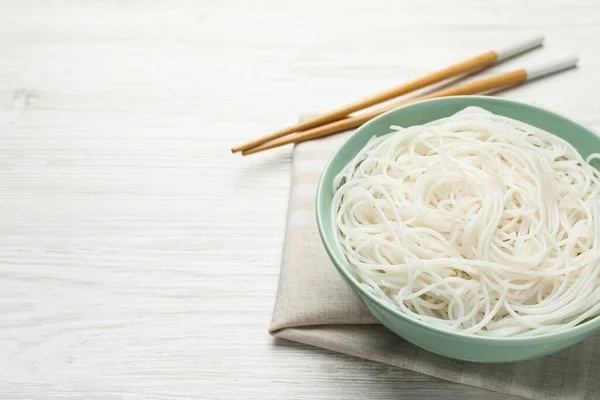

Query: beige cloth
[{"left": 269, "top": 124, "right": 600, "bottom": 400}]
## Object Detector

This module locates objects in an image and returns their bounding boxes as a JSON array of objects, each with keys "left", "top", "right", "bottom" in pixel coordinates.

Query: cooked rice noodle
[{"left": 333, "top": 106, "right": 600, "bottom": 337}]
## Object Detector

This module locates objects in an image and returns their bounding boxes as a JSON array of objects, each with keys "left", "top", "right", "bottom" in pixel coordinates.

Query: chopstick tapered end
[
  {"left": 241, "top": 146, "right": 263, "bottom": 156},
  {"left": 241, "top": 140, "right": 279, "bottom": 156}
]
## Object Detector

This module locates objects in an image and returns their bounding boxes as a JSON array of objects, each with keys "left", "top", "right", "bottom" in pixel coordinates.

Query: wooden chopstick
[
  {"left": 241, "top": 70, "right": 526, "bottom": 155},
  {"left": 241, "top": 55, "right": 578, "bottom": 156},
  {"left": 231, "top": 36, "right": 544, "bottom": 153}
]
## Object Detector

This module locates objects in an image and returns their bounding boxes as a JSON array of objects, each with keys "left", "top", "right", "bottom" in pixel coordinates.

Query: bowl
[{"left": 316, "top": 96, "right": 600, "bottom": 363}]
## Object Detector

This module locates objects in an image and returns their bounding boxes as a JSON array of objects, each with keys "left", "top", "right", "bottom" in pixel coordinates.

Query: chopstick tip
[{"left": 242, "top": 145, "right": 267, "bottom": 156}]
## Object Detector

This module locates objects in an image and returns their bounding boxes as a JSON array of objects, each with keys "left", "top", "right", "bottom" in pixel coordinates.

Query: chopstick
[
  {"left": 241, "top": 56, "right": 578, "bottom": 156},
  {"left": 231, "top": 36, "right": 544, "bottom": 154}
]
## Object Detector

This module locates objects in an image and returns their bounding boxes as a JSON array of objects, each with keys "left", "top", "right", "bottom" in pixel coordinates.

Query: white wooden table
[{"left": 1, "top": 1, "right": 599, "bottom": 398}]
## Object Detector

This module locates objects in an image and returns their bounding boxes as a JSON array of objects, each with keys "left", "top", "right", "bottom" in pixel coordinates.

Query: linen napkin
[{"left": 269, "top": 119, "right": 600, "bottom": 400}]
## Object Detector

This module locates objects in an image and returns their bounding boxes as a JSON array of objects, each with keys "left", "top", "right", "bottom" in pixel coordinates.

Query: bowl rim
[{"left": 316, "top": 95, "right": 600, "bottom": 342}]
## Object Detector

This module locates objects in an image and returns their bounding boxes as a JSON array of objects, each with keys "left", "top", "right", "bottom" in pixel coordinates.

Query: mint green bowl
[{"left": 316, "top": 96, "right": 600, "bottom": 363}]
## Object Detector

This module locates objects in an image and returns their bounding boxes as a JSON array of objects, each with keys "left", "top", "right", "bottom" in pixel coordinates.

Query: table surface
[{"left": 1, "top": 1, "right": 599, "bottom": 399}]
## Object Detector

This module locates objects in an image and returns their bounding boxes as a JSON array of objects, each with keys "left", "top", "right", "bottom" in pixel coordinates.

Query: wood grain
[
  {"left": 0, "top": 0, "right": 599, "bottom": 399},
  {"left": 232, "top": 50, "right": 499, "bottom": 152},
  {"left": 241, "top": 68, "right": 529, "bottom": 155}
]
